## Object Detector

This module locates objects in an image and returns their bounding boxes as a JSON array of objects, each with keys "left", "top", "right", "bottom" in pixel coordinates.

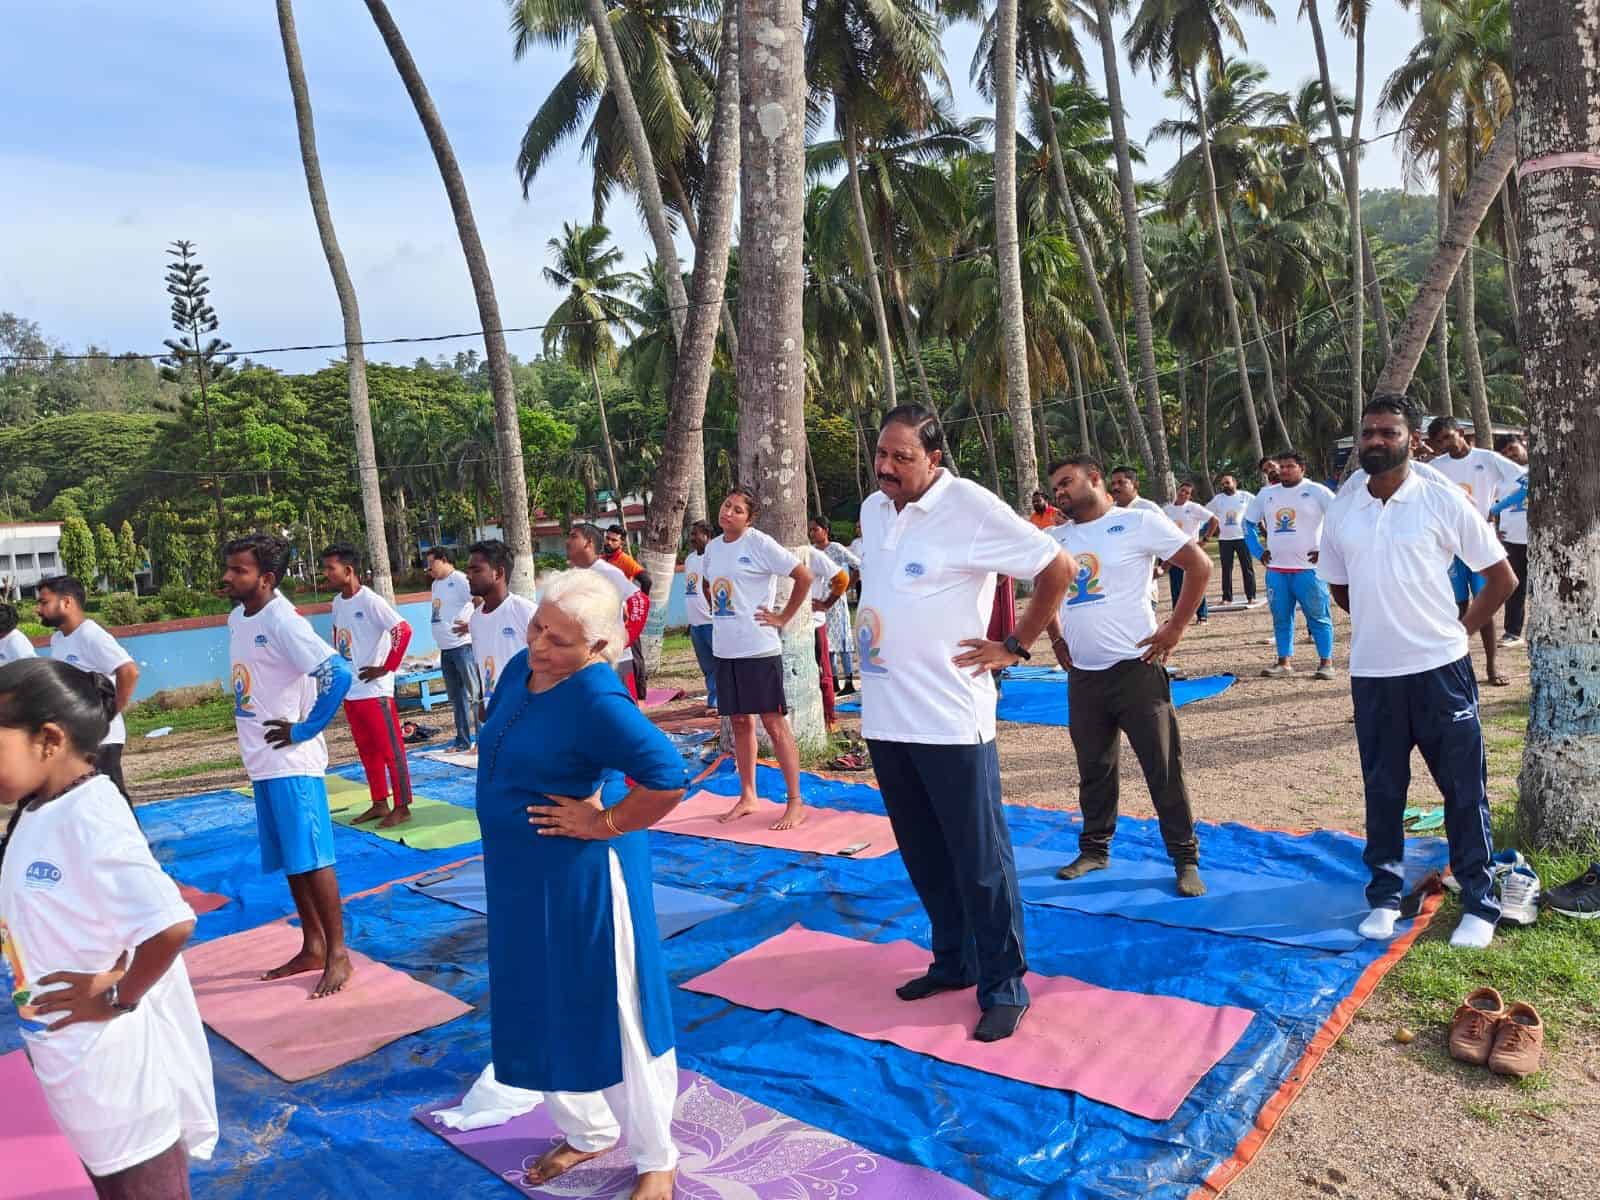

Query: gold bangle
[{"left": 604, "top": 807, "right": 622, "bottom": 837}]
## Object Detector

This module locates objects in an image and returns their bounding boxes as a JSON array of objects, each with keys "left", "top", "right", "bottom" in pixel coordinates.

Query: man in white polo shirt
[
  {"left": 1426, "top": 415, "right": 1525, "bottom": 687},
  {"left": 37, "top": 574, "right": 140, "bottom": 802},
  {"left": 681, "top": 520, "right": 719, "bottom": 713},
  {"left": 1162, "top": 480, "right": 1218, "bottom": 623},
  {"left": 1319, "top": 398, "right": 1516, "bottom": 950},
  {"left": 1244, "top": 452, "right": 1337, "bottom": 680},
  {"left": 1490, "top": 439, "right": 1529, "bottom": 645},
  {"left": 859, "top": 405, "right": 1074, "bottom": 1044},
  {"left": 1045, "top": 455, "right": 1212, "bottom": 896},
  {"left": 1206, "top": 474, "right": 1257, "bottom": 605}
]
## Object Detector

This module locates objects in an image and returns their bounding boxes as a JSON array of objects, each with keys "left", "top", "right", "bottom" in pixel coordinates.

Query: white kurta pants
[{"left": 542, "top": 849, "right": 680, "bottom": 1173}]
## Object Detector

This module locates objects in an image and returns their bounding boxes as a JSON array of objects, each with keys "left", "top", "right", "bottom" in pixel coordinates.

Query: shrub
[
  {"left": 99, "top": 591, "right": 143, "bottom": 628},
  {"left": 157, "top": 581, "right": 203, "bottom": 619}
]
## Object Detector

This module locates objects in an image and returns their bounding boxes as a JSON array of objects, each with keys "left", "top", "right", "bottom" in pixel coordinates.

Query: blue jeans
[
  {"left": 1266, "top": 569, "right": 1335, "bottom": 661},
  {"left": 689, "top": 623, "right": 718, "bottom": 708},
  {"left": 1168, "top": 565, "right": 1209, "bottom": 621},
  {"left": 1352, "top": 656, "right": 1499, "bottom": 923},
  {"left": 867, "top": 738, "right": 1028, "bottom": 1010},
  {"left": 438, "top": 645, "right": 479, "bottom": 749}
]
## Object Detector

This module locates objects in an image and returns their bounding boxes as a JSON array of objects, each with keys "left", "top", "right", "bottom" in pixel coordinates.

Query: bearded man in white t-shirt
[
  {"left": 37, "top": 574, "right": 140, "bottom": 802},
  {"left": 859, "top": 406, "right": 1075, "bottom": 1044}
]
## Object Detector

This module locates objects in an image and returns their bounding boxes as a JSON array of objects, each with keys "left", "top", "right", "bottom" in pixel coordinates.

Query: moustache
[{"left": 877, "top": 474, "right": 899, "bottom": 485}]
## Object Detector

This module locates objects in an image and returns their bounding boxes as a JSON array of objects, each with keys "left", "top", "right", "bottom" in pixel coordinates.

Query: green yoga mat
[
  {"left": 327, "top": 794, "right": 481, "bottom": 850},
  {"left": 232, "top": 774, "right": 367, "bottom": 800}
]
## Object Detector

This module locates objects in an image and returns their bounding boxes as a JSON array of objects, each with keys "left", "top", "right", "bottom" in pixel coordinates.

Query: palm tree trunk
[
  {"left": 1515, "top": 0, "right": 1600, "bottom": 846},
  {"left": 1224, "top": 209, "right": 1292, "bottom": 448},
  {"left": 582, "top": 0, "right": 688, "bottom": 346},
  {"left": 1375, "top": 118, "right": 1518, "bottom": 399},
  {"left": 588, "top": 359, "right": 627, "bottom": 524},
  {"left": 1091, "top": 0, "right": 1173, "bottom": 499},
  {"left": 1103, "top": 381, "right": 1131, "bottom": 458},
  {"left": 1363, "top": 233, "right": 1392, "bottom": 357},
  {"left": 739, "top": 0, "right": 824, "bottom": 748},
  {"left": 806, "top": 439, "right": 824, "bottom": 515},
  {"left": 277, "top": 0, "right": 394, "bottom": 602},
  {"left": 637, "top": 0, "right": 741, "bottom": 668},
  {"left": 1189, "top": 67, "right": 1264, "bottom": 464},
  {"left": 843, "top": 113, "right": 899, "bottom": 411},
  {"left": 881, "top": 237, "right": 955, "bottom": 476},
  {"left": 1434, "top": 148, "right": 1455, "bottom": 415},
  {"left": 1032, "top": 47, "right": 1156, "bottom": 477},
  {"left": 364, "top": 0, "right": 536, "bottom": 594},
  {"left": 1455, "top": 125, "right": 1493, "bottom": 444},
  {"left": 1177, "top": 355, "right": 1191, "bottom": 471},
  {"left": 1036, "top": 394, "right": 1051, "bottom": 472},
  {"left": 977, "top": 393, "right": 1003, "bottom": 492},
  {"left": 666, "top": 163, "right": 741, "bottom": 365},
  {"left": 1068, "top": 338, "right": 1092, "bottom": 454},
  {"left": 993, "top": 0, "right": 1038, "bottom": 508},
  {"left": 1198, "top": 358, "right": 1211, "bottom": 489}
]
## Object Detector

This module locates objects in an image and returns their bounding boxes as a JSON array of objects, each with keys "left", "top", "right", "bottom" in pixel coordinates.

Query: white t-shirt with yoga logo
[
  {"left": 857, "top": 471, "right": 1060, "bottom": 745},
  {"left": 700, "top": 528, "right": 801, "bottom": 660},
  {"left": 1430, "top": 448, "right": 1524, "bottom": 521},
  {"left": 330, "top": 586, "right": 405, "bottom": 702},
  {"left": 1245, "top": 481, "right": 1336, "bottom": 571},
  {"left": 430, "top": 570, "right": 474, "bottom": 651},
  {"left": 1206, "top": 489, "right": 1255, "bottom": 541},
  {"left": 468, "top": 592, "right": 537, "bottom": 700},
  {"left": 0, "top": 775, "right": 217, "bottom": 1176},
  {"left": 681, "top": 551, "right": 712, "bottom": 627},
  {"left": 1162, "top": 500, "right": 1215, "bottom": 541},
  {"left": 227, "top": 593, "right": 335, "bottom": 782},
  {"left": 49, "top": 620, "right": 134, "bottom": 746},
  {"left": 1051, "top": 507, "right": 1190, "bottom": 671},
  {"left": 0, "top": 628, "right": 36, "bottom": 664}
]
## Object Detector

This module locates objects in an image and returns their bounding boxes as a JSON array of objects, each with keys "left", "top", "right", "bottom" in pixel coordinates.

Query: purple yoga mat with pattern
[{"left": 414, "top": 1068, "right": 982, "bottom": 1198}]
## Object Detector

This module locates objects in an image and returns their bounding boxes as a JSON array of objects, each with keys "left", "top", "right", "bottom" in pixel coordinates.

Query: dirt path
[{"left": 114, "top": 597, "right": 1594, "bottom": 1200}]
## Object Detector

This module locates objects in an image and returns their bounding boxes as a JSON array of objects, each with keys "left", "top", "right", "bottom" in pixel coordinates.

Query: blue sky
[{"left": 2, "top": 1, "right": 1426, "bottom": 375}]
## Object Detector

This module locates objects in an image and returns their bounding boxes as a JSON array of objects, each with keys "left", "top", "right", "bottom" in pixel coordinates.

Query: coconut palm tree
[
  {"left": 364, "top": 0, "right": 537, "bottom": 593},
  {"left": 1126, "top": 0, "right": 1276, "bottom": 465},
  {"left": 542, "top": 223, "right": 643, "bottom": 524},
  {"left": 276, "top": 0, "right": 393, "bottom": 599}
]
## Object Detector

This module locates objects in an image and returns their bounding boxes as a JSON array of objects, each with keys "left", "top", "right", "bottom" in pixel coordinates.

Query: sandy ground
[{"left": 112, "top": 590, "right": 1597, "bottom": 1199}]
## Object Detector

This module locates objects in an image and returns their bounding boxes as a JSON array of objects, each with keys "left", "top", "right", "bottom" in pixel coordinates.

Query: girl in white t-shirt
[{"left": 0, "top": 658, "right": 217, "bottom": 1197}]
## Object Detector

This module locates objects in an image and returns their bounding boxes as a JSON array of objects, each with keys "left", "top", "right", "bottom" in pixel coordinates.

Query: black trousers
[
  {"left": 867, "top": 738, "right": 1028, "bottom": 1009},
  {"left": 1218, "top": 539, "right": 1256, "bottom": 603},
  {"left": 1067, "top": 658, "right": 1199, "bottom": 865},
  {"left": 98, "top": 743, "right": 132, "bottom": 809},
  {"left": 1503, "top": 541, "right": 1527, "bottom": 638}
]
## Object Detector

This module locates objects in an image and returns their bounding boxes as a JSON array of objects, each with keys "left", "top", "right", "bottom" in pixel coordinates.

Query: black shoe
[
  {"left": 1543, "top": 862, "right": 1600, "bottom": 919},
  {"left": 974, "top": 1003, "right": 1029, "bottom": 1042},
  {"left": 839, "top": 679, "right": 855, "bottom": 695},
  {"left": 896, "top": 972, "right": 973, "bottom": 1001},
  {"left": 1175, "top": 864, "right": 1206, "bottom": 897},
  {"left": 1056, "top": 853, "right": 1109, "bottom": 881}
]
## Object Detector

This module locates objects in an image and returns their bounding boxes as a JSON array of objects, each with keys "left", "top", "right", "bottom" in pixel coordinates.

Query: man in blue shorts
[{"left": 223, "top": 533, "right": 354, "bottom": 998}]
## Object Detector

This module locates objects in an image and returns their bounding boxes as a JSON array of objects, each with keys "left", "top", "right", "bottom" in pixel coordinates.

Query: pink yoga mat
[
  {"left": 183, "top": 922, "right": 473, "bottom": 1082},
  {"left": 0, "top": 1049, "right": 96, "bottom": 1200},
  {"left": 656, "top": 789, "right": 898, "bottom": 858},
  {"left": 684, "top": 925, "right": 1255, "bottom": 1121},
  {"left": 642, "top": 686, "right": 686, "bottom": 709},
  {"left": 178, "top": 882, "right": 230, "bottom": 916}
]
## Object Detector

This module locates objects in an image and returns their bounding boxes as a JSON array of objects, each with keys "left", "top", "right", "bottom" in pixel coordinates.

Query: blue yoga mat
[
  {"left": 1013, "top": 835, "right": 1449, "bottom": 952},
  {"left": 406, "top": 860, "right": 740, "bottom": 940},
  {"left": 836, "top": 669, "right": 1236, "bottom": 726}
]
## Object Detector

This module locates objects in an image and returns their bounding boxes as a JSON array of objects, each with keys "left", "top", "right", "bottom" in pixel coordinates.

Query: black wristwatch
[
  {"left": 1003, "top": 634, "right": 1031, "bottom": 661},
  {"left": 107, "top": 983, "right": 138, "bottom": 1014}
]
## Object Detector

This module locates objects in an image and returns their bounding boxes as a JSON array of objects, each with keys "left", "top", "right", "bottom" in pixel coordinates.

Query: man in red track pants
[{"left": 322, "top": 544, "right": 415, "bottom": 828}]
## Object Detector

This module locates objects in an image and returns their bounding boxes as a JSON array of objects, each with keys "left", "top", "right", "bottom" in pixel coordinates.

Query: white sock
[
  {"left": 1449, "top": 913, "right": 1496, "bottom": 950},
  {"left": 1358, "top": 908, "right": 1398, "bottom": 940}
]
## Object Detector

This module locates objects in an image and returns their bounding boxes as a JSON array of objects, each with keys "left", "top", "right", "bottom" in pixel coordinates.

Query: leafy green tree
[
  {"left": 59, "top": 516, "right": 97, "bottom": 583},
  {"left": 118, "top": 522, "right": 141, "bottom": 589},
  {"left": 94, "top": 524, "right": 120, "bottom": 588},
  {"left": 144, "top": 505, "right": 191, "bottom": 588},
  {"left": 158, "top": 240, "right": 235, "bottom": 545}
]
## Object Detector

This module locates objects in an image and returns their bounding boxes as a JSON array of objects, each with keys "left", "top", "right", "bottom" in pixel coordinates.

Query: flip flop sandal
[
  {"left": 830, "top": 752, "right": 871, "bottom": 771},
  {"left": 1399, "top": 870, "right": 1445, "bottom": 918},
  {"left": 1406, "top": 809, "right": 1446, "bottom": 832},
  {"left": 1487, "top": 675, "right": 1512, "bottom": 687}
]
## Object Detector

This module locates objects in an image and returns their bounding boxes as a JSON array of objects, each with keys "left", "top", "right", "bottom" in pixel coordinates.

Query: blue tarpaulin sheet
[
  {"left": 837, "top": 669, "right": 1237, "bottom": 726},
  {"left": 0, "top": 753, "right": 1439, "bottom": 1199}
]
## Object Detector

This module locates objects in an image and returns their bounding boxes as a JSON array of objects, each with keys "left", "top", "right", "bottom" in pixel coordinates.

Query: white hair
[{"left": 536, "top": 569, "right": 627, "bottom": 664}]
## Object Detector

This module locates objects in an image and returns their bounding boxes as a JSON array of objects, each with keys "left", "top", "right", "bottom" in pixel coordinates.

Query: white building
[{"left": 0, "top": 521, "right": 63, "bottom": 598}]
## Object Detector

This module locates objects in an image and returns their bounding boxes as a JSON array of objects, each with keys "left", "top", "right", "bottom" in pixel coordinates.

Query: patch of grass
[
  {"left": 1462, "top": 1099, "right": 1501, "bottom": 1125},
  {"left": 150, "top": 754, "right": 242, "bottom": 781},
  {"left": 126, "top": 692, "right": 236, "bottom": 737},
  {"left": 661, "top": 630, "right": 692, "bottom": 663}
]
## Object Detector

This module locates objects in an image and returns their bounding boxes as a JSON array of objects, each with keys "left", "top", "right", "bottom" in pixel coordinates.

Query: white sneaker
[
  {"left": 1261, "top": 664, "right": 1295, "bottom": 678},
  {"left": 1444, "top": 848, "right": 1526, "bottom": 895},
  {"left": 1499, "top": 866, "right": 1541, "bottom": 927},
  {"left": 1500, "top": 634, "right": 1524, "bottom": 647},
  {"left": 1358, "top": 908, "right": 1399, "bottom": 940},
  {"left": 1313, "top": 664, "right": 1337, "bottom": 681}
]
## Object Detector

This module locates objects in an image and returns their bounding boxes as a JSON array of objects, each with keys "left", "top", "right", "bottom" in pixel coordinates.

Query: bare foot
[
  {"left": 631, "top": 1169, "right": 676, "bottom": 1200},
  {"left": 770, "top": 799, "right": 808, "bottom": 831},
  {"left": 718, "top": 796, "right": 762, "bottom": 824},
  {"left": 525, "top": 1141, "right": 614, "bottom": 1186},
  {"left": 378, "top": 805, "right": 412, "bottom": 829},
  {"left": 703, "top": 706, "right": 719, "bottom": 718},
  {"left": 260, "top": 945, "right": 325, "bottom": 982},
  {"left": 310, "top": 951, "right": 354, "bottom": 999},
  {"left": 350, "top": 802, "right": 391, "bottom": 825}
]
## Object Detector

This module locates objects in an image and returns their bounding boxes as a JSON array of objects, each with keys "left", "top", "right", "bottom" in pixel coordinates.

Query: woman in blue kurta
[{"left": 476, "top": 570, "right": 688, "bottom": 1199}]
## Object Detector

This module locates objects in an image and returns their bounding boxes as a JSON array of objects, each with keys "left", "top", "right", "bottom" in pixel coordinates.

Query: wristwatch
[
  {"left": 106, "top": 983, "right": 138, "bottom": 1014},
  {"left": 1002, "top": 634, "right": 1031, "bottom": 661}
]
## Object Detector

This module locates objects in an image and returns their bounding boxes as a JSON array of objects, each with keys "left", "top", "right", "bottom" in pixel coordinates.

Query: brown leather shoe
[
  {"left": 1448, "top": 986, "right": 1506, "bottom": 1066},
  {"left": 1487, "top": 1002, "right": 1544, "bottom": 1078}
]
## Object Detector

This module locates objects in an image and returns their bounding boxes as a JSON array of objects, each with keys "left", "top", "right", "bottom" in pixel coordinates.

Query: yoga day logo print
[
  {"left": 334, "top": 627, "right": 354, "bottom": 660},
  {"left": 431, "top": 597, "right": 443, "bottom": 623},
  {"left": 1066, "top": 553, "right": 1106, "bottom": 606},
  {"left": 684, "top": 571, "right": 699, "bottom": 597},
  {"left": 482, "top": 657, "right": 497, "bottom": 695},
  {"left": 1273, "top": 507, "right": 1297, "bottom": 534},
  {"left": 856, "top": 606, "right": 888, "bottom": 674},
  {"left": 710, "top": 577, "right": 736, "bottom": 616},
  {"left": 231, "top": 663, "right": 256, "bottom": 717}
]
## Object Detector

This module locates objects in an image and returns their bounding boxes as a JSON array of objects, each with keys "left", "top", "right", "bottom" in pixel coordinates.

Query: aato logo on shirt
[
  {"left": 231, "top": 663, "right": 256, "bottom": 717},
  {"left": 334, "top": 627, "right": 354, "bottom": 660},
  {"left": 1273, "top": 507, "right": 1298, "bottom": 533},
  {"left": 23, "top": 861, "right": 61, "bottom": 890},
  {"left": 65, "top": 653, "right": 80, "bottom": 664},
  {"left": 710, "top": 577, "right": 736, "bottom": 616},
  {"left": 903, "top": 561, "right": 926, "bottom": 578},
  {"left": 431, "top": 597, "right": 443, "bottom": 622},
  {"left": 737, "top": 555, "right": 753, "bottom": 566},
  {"left": 500, "top": 626, "right": 516, "bottom": 639},
  {"left": 855, "top": 606, "right": 888, "bottom": 675},
  {"left": 1105, "top": 524, "right": 1127, "bottom": 535},
  {"left": 1066, "top": 553, "right": 1106, "bottom": 606},
  {"left": 354, "top": 610, "right": 366, "bottom": 620},
  {"left": 254, "top": 634, "right": 270, "bottom": 648}
]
